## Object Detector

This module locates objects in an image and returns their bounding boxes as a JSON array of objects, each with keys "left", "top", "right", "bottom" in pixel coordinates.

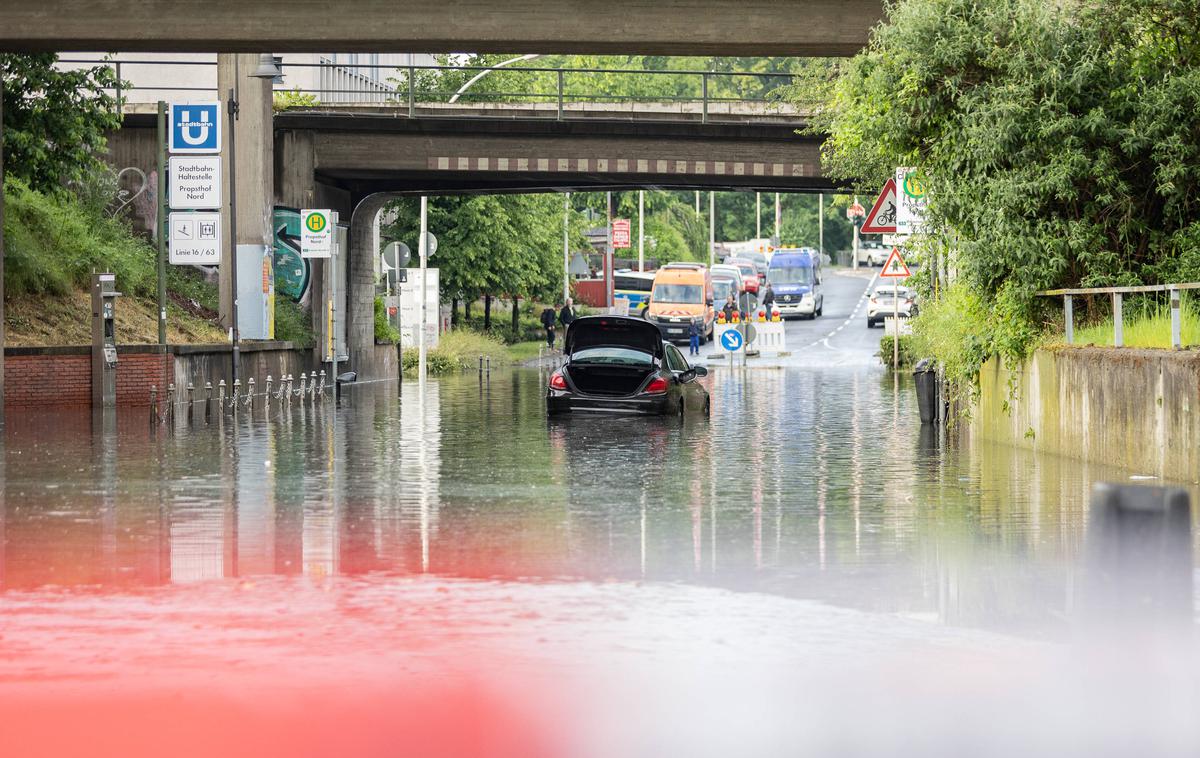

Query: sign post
[
  {"left": 861, "top": 178, "right": 898, "bottom": 235},
  {"left": 879, "top": 247, "right": 912, "bottom": 371},
  {"left": 612, "top": 218, "right": 631, "bottom": 249},
  {"left": 847, "top": 197, "right": 865, "bottom": 269}
]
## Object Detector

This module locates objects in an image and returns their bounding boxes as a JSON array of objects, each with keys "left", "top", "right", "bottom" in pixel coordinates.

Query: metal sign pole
[
  {"left": 638, "top": 190, "right": 645, "bottom": 273},
  {"left": 708, "top": 191, "right": 715, "bottom": 266},
  {"left": 226, "top": 86, "right": 241, "bottom": 384},
  {"left": 893, "top": 285, "right": 900, "bottom": 370},
  {"left": 419, "top": 195, "right": 428, "bottom": 382},
  {"left": 562, "top": 192, "right": 570, "bottom": 301},
  {"left": 330, "top": 212, "right": 339, "bottom": 388},
  {"left": 156, "top": 101, "right": 168, "bottom": 345}
]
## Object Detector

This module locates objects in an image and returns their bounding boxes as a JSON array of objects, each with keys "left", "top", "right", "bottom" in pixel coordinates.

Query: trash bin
[{"left": 913, "top": 358, "right": 938, "bottom": 425}]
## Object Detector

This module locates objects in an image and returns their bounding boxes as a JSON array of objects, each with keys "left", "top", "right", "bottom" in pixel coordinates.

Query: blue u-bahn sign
[{"left": 169, "top": 102, "right": 222, "bottom": 154}]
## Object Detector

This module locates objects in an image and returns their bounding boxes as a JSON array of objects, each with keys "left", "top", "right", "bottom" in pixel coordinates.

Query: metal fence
[
  {"left": 1037, "top": 283, "right": 1200, "bottom": 348},
  {"left": 63, "top": 58, "right": 802, "bottom": 124}
]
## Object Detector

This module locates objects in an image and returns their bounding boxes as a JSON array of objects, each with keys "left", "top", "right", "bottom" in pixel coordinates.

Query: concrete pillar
[
  {"left": 0, "top": 77, "right": 6, "bottom": 425},
  {"left": 217, "top": 54, "right": 274, "bottom": 331},
  {"left": 348, "top": 193, "right": 397, "bottom": 378}
]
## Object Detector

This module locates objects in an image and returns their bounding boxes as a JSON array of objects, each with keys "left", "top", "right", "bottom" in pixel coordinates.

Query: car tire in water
[{"left": 703, "top": 398, "right": 711, "bottom": 418}]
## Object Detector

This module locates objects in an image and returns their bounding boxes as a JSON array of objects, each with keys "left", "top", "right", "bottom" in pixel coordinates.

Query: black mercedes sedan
[{"left": 547, "top": 316, "right": 709, "bottom": 417}]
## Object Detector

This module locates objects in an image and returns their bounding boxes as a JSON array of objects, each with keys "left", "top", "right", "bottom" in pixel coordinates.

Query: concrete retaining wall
[{"left": 976, "top": 348, "right": 1200, "bottom": 481}]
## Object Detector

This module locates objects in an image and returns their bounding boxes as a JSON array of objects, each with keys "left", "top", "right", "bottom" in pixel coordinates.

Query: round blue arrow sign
[{"left": 720, "top": 329, "right": 744, "bottom": 351}]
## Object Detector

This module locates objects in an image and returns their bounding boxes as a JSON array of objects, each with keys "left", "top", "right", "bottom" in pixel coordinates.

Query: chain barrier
[{"left": 149, "top": 370, "right": 331, "bottom": 427}]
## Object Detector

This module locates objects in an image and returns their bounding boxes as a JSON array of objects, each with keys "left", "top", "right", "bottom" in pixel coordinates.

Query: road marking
[{"left": 799, "top": 271, "right": 880, "bottom": 350}]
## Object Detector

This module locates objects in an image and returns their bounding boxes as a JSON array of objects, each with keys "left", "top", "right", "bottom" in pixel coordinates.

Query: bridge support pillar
[
  {"left": 347, "top": 193, "right": 399, "bottom": 379},
  {"left": 217, "top": 54, "right": 274, "bottom": 332}
]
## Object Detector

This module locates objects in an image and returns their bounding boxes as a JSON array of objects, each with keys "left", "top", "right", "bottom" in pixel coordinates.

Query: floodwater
[{"left": 1, "top": 363, "right": 1197, "bottom": 757}]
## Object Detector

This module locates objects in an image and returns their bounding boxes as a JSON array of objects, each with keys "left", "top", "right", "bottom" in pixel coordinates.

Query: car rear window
[{"left": 571, "top": 347, "right": 653, "bottom": 366}]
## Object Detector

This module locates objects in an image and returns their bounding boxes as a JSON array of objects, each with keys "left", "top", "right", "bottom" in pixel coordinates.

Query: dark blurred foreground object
[{"left": 1083, "top": 483, "right": 1193, "bottom": 629}]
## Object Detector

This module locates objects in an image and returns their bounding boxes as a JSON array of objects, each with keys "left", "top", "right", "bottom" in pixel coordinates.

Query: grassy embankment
[
  {"left": 399, "top": 300, "right": 574, "bottom": 375},
  {"left": 2, "top": 178, "right": 312, "bottom": 347},
  {"left": 1043, "top": 292, "right": 1200, "bottom": 349}
]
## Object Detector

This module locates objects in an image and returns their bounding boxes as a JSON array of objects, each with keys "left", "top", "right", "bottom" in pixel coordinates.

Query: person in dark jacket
[
  {"left": 559, "top": 298, "right": 576, "bottom": 329},
  {"left": 721, "top": 295, "right": 738, "bottom": 323},
  {"left": 541, "top": 303, "right": 559, "bottom": 348},
  {"left": 688, "top": 317, "right": 703, "bottom": 356},
  {"left": 761, "top": 283, "right": 776, "bottom": 311}
]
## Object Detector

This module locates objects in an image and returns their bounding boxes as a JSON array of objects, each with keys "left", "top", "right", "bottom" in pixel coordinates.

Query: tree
[
  {"left": 1, "top": 54, "right": 123, "bottom": 194},
  {"left": 790, "top": 0, "right": 1200, "bottom": 379},
  {"left": 382, "top": 192, "right": 588, "bottom": 330}
]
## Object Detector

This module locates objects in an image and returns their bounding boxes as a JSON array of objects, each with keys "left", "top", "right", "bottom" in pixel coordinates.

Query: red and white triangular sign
[
  {"left": 860, "top": 178, "right": 897, "bottom": 234},
  {"left": 879, "top": 247, "right": 911, "bottom": 278}
]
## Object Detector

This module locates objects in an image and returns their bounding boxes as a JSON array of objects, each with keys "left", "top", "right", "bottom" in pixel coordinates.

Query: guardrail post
[
  {"left": 1065, "top": 295, "right": 1074, "bottom": 345},
  {"left": 407, "top": 64, "right": 415, "bottom": 117},
  {"left": 1113, "top": 292, "right": 1123, "bottom": 347},
  {"left": 1171, "top": 288, "right": 1182, "bottom": 349},
  {"left": 557, "top": 69, "right": 564, "bottom": 121},
  {"left": 701, "top": 73, "right": 709, "bottom": 123}
]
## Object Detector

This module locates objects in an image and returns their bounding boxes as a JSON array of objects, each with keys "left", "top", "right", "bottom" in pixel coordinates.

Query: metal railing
[
  {"left": 61, "top": 58, "right": 802, "bottom": 124},
  {"left": 1037, "top": 283, "right": 1200, "bottom": 349}
]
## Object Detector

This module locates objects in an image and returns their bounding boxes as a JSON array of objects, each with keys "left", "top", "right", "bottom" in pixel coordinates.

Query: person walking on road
[
  {"left": 688, "top": 317, "right": 703, "bottom": 356},
  {"left": 559, "top": 298, "right": 576, "bottom": 330},
  {"left": 541, "top": 303, "right": 559, "bottom": 349}
]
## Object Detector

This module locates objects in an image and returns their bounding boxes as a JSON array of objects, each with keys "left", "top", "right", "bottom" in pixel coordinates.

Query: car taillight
[
  {"left": 644, "top": 376, "right": 669, "bottom": 394},
  {"left": 549, "top": 371, "right": 567, "bottom": 390}
]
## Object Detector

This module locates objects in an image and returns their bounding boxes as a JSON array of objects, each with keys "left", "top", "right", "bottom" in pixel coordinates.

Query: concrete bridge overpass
[{"left": 1, "top": 1, "right": 883, "bottom": 56}]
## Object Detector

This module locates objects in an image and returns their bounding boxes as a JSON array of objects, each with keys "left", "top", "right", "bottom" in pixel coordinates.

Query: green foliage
[
  {"left": 401, "top": 329, "right": 511, "bottom": 375},
  {"left": 801, "top": 0, "right": 1200, "bottom": 374},
  {"left": 273, "top": 88, "right": 319, "bottom": 112},
  {"left": 1, "top": 53, "right": 123, "bottom": 193},
  {"left": 878, "top": 334, "right": 918, "bottom": 369},
  {"left": 383, "top": 193, "right": 589, "bottom": 306},
  {"left": 3, "top": 176, "right": 154, "bottom": 296},
  {"left": 374, "top": 296, "right": 401, "bottom": 344},
  {"left": 274, "top": 298, "right": 314, "bottom": 347}
]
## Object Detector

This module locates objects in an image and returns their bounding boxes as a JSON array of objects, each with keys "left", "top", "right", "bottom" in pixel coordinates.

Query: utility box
[
  {"left": 237, "top": 243, "right": 275, "bottom": 340},
  {"left": 91, "top": 273, "right": 121, "bottom": 408}
]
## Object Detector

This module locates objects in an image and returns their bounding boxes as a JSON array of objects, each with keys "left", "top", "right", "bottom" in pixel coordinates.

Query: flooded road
[{"left": 2, "top": 300, "right": 1198, "bottom": 755}]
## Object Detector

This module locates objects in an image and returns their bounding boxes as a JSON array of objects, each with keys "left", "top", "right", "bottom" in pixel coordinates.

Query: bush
[
  {"left": 878, "top": 334, "right": 918, "bottom": 369},
  {"left": 374, "top": 296, "right": 400, "bottom": 344},
  {"left": 275, "top": 298, "right": 314, "bottom": 347},
  {"left": 401, "top": 329, "right": 511, "bottom": 375},
  {"left": 3, "top": 176, "right": 155, "bottom": 297}
]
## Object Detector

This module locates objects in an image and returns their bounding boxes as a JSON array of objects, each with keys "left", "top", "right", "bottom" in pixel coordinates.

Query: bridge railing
[
  {"left": 1036, "top": 283, "right": 1200, "bottom": 348},
  {"left": 62, "top": 58, "right": 802, "bottom": 123}
]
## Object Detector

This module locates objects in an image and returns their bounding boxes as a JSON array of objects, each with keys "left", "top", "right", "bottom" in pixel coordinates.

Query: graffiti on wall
[{"left": 273, "top": 207, "right": 312, "bottom": 305}]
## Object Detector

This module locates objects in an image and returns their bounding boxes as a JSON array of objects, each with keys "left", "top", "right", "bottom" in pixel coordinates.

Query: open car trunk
[
  {"left": 565, "top": 364, "right": 655, "bottom": 396},
  {"left": 564, "top": 317, "right": 663, "bottom": 397}
]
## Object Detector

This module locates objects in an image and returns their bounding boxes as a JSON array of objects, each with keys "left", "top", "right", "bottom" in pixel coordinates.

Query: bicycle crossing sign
[{"left": 860, "top": 178, "right": 897, "bottom": 234}]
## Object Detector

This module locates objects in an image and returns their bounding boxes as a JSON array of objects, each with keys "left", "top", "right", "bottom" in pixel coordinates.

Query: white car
[
  {"left": 866, "top": 284, "right": 916, "bottom": 328},
  {"left": 863, "top": 245, "right": 890, "bottom": 266}
]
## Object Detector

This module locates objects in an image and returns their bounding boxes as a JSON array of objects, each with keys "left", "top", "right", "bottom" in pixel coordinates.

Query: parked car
[
  {"left": 645, "top": 262, "right": 715, "bottom": 343},
  {"left": 866, "top": 284, "right": 916, "bottom": 327},
  {"left": 725, "top": 258, "right": 761, "bottom": 294},
  {"left": 547, "top": 316, "right": 710, "bottom": 417},
  {"left": 741, "top": 250, "right": 770, "bottom": 284},
  {"left": 859, "top": 242, "right": 890, "bottom": 267}
]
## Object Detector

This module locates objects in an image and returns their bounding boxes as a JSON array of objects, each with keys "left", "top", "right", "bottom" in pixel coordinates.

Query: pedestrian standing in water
[
  {"left": 688, "top": 317, "right": 703, "bottom": 356},
  {"left": 541, "top": 302, "right": 559, "bottom": 348}
]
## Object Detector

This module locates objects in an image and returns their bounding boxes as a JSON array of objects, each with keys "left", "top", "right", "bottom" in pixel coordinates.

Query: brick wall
[
  {"left": 4, "top": 354, "right": 91, "bottom": 408},
  {"left": 4, "top": 351, "right": 173, "bottom": 410},
  {"left": 115, "top": 353, "right": 174, "bottom": 407}
]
